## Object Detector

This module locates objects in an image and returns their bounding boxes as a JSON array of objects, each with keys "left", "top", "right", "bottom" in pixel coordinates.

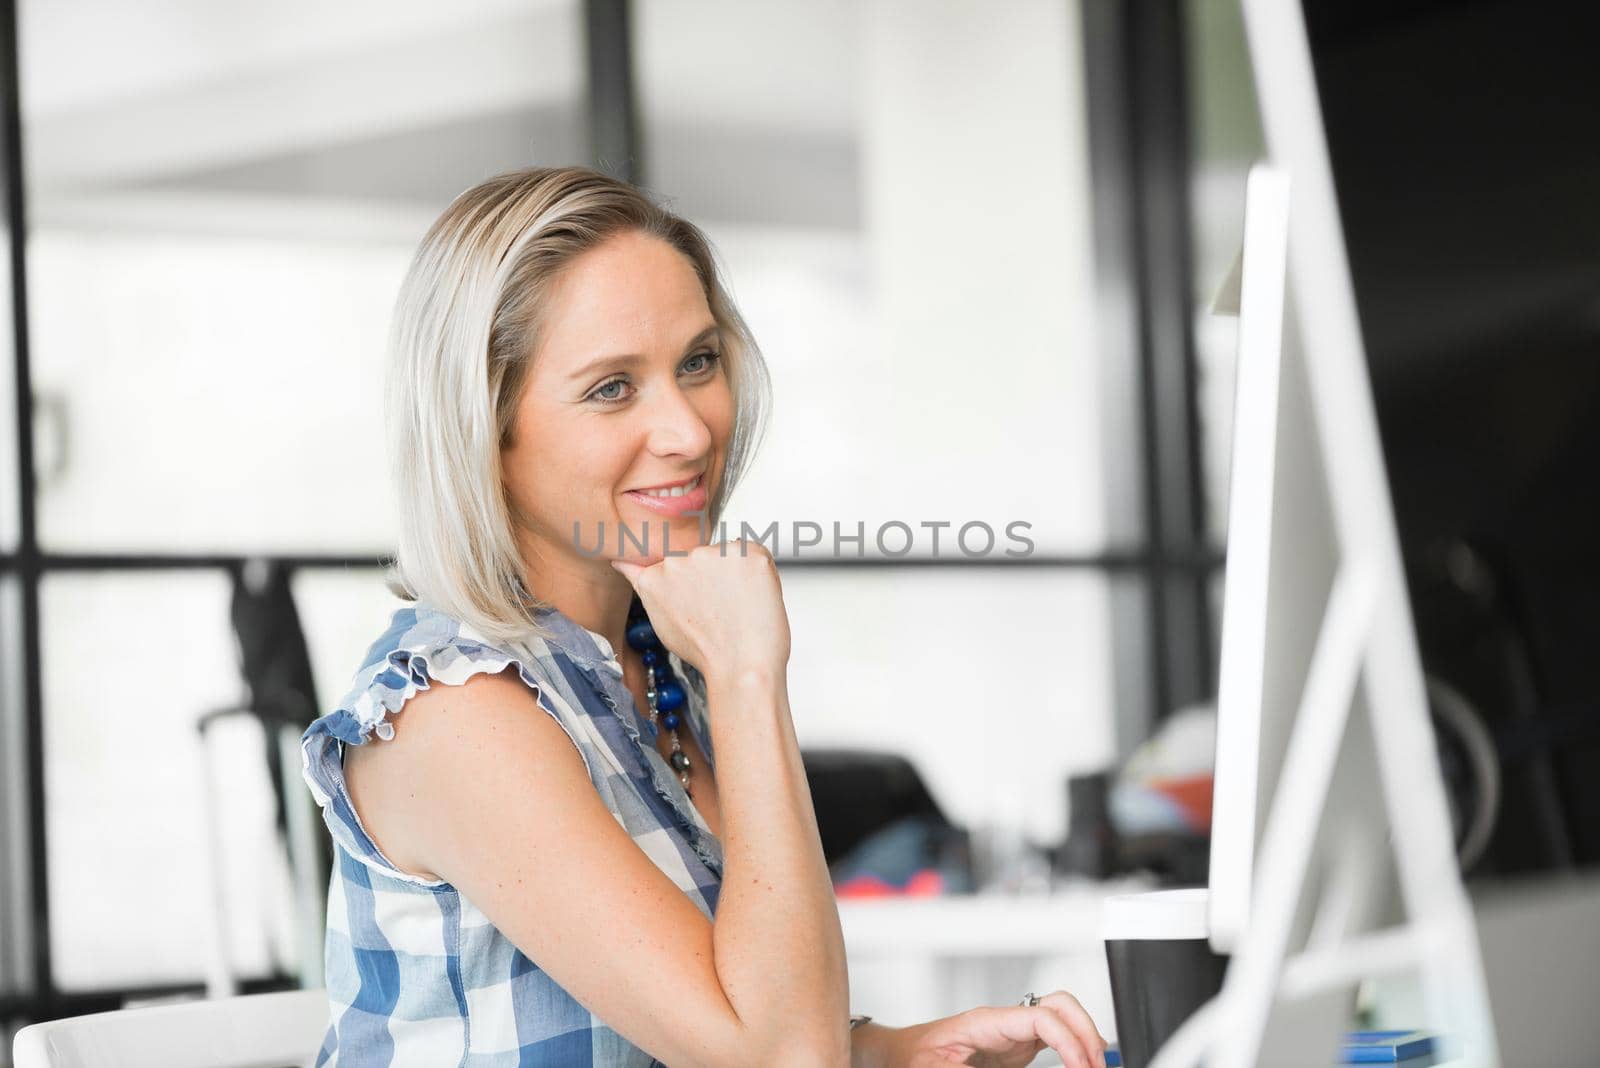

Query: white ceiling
[
  {"left": 20, "top": 0, "right": 567, "bottom": 117},
  {"left": 19, "top": 0, "right": 863, "bottom": 227}
]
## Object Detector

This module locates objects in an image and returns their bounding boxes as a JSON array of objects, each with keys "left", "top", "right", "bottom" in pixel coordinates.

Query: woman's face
[{"left": 503, "top": 229, "right": 734, "bottom": 577}]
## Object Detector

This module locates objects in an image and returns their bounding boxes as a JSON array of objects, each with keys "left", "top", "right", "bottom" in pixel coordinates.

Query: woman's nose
[{"left": 644, "top": 382, "right": 713, "bottom": 459}]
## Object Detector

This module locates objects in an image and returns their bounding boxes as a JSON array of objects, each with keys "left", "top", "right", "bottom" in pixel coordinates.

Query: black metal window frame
[{"left": 0, "top": 0, "right": 1215, "bottom": 1027}]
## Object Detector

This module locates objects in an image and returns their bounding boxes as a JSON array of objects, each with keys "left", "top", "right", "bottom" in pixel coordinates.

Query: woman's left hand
[{"left": 891, "top": 991, "right": 1108, "bottom": 1068}]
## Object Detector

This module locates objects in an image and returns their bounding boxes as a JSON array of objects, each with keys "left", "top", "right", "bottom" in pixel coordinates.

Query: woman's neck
[{"left": 523, "top": 547, "right": 636, "bottom": 657}]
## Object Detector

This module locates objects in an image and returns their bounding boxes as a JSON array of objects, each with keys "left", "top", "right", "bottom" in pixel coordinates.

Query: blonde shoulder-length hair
[{"left": 386, "top": 166, "right": 770, "bottom": 643}]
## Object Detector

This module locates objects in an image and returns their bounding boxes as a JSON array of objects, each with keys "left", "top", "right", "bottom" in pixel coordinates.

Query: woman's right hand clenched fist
[{"left": 610, "top": 540, "right": 791, "bottom": 686}]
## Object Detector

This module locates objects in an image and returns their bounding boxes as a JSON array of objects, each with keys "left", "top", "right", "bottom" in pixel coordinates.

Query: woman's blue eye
[
  {"left": 592, "top": 378, "right": 628, "bottom": 402},
  {"left": 682, "top": 351, "right": 721, "bottom": 374}
]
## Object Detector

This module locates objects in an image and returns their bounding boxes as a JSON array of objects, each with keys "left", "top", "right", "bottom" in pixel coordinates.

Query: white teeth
[{"left": 642, "top": 476, "right": 699, "bottom": 499}]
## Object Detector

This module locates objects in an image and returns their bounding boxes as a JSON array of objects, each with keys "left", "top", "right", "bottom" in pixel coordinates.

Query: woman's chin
[
  {"left": 569, "top": 513, "right": 708, "bottom": 566},
  {"left": 608, "top": 513, "right": 709, "bottom": 561}
]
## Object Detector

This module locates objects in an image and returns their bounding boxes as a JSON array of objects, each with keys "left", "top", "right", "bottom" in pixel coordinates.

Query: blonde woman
[{"left": 301, "top": 166, "right": 1108, "bottom": 1067}]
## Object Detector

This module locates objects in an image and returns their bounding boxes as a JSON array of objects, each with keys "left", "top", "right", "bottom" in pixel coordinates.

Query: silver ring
[{"left": 1020, "top": 992, "right": 1041, "bottom": 1007}]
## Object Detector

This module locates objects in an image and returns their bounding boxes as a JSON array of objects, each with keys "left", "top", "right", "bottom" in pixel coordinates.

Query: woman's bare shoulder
[{"left": 342, "top": 666, "right": 582, "bottom": 880}]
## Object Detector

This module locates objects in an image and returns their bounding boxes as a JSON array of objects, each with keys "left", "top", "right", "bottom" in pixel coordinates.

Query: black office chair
[
  {"left": 1413, "top": 538, "right": 1600, "bottom": 876},
  {"left": 801, "top": 748, "right": 972, "bottom": 891},
  {"left": 197, "top": 559, "right": 330, "bottom": 993}
]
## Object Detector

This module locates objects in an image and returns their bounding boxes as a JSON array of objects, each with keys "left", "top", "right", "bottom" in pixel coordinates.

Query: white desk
[
  {"left": 838, "top": 878, "right": 1150, "bottom": 1048},
  {"left": 837, "top": 883, "right": 1487, "bottom": 1066}
]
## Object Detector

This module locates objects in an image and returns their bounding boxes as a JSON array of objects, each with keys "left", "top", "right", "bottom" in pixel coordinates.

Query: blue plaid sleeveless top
[{"left": 300, "top": 601, "right": 723, "bottom": 1067}]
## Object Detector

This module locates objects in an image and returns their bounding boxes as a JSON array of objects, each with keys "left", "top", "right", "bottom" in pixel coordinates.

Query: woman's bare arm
[
  {"left": 345, "top": 663, "right": 848, "bottom": 1067},
  {"left": 701, "top": 664, "right": 850, "bottom": 1054}
]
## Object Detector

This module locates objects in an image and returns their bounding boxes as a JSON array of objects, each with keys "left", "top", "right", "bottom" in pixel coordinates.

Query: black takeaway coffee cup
[{"left": 1102, "top": 888, "right": 1229, "bottom": 1068}]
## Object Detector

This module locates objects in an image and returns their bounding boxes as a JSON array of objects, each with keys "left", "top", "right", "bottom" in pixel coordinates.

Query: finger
[
  {"left": 1040, "top": 991, "right": 1108, "bottom": 1065},
  {"left": 610, "top": 559, "right": 643, "bottom": 584},
  {"left": 1043, "top": 992, "right": 1106, "bottom": 1051},
  {"left": 1022, "top": 1006, "right": 1094, "bottom": 1068}
]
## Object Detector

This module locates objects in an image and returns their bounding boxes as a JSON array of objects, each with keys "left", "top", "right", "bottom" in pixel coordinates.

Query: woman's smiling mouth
[{"left": 623, "top": 474, "right": 708, "bottom": 516}]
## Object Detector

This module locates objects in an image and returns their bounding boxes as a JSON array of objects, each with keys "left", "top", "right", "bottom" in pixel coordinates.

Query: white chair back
[{"left": 12, "top": 989, "right": 328, "bottom": 1068}]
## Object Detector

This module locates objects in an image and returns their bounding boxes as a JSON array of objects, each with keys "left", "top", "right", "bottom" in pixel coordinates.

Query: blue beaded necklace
[{"left": 624, "top": 599, "right": 694, "bottom": 797}]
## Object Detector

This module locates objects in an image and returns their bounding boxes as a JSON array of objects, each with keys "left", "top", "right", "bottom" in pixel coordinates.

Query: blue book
[
  {"left": 1342, "top": 1031, "right": 1437, "bottom": 1063},
  {"left": 1104, "top": 1030, "right": 1434, "bottom": 1065}
]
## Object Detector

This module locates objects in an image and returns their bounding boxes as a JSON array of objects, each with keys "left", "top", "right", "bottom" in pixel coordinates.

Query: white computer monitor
[
  {"left": 1206, "top": 160, "right": 1397, "bottom": 932},
  {"left": 1200, "top": 159, "right": 1397, "bottom": 1056},
  {"left": 1205, "top": 163, "right": 1330, "bottom": 956}
]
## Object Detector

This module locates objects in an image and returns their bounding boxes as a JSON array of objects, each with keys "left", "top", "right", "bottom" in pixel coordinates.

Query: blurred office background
[{"left": 1, "top": 0, "right": 1595, "bottom": 1056}]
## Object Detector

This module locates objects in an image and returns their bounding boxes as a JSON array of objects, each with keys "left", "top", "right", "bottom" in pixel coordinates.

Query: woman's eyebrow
[{"left": 565, "top": 324, "right": 722, "bottom": 384}]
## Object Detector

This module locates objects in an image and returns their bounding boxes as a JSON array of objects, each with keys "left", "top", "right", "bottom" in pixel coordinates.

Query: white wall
[
  {"left": 859, "top": 0, "right": 1105, "bottom": 555},
  {"left": 15, "top": 0, "right": 1127, "bottom": 994}
]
